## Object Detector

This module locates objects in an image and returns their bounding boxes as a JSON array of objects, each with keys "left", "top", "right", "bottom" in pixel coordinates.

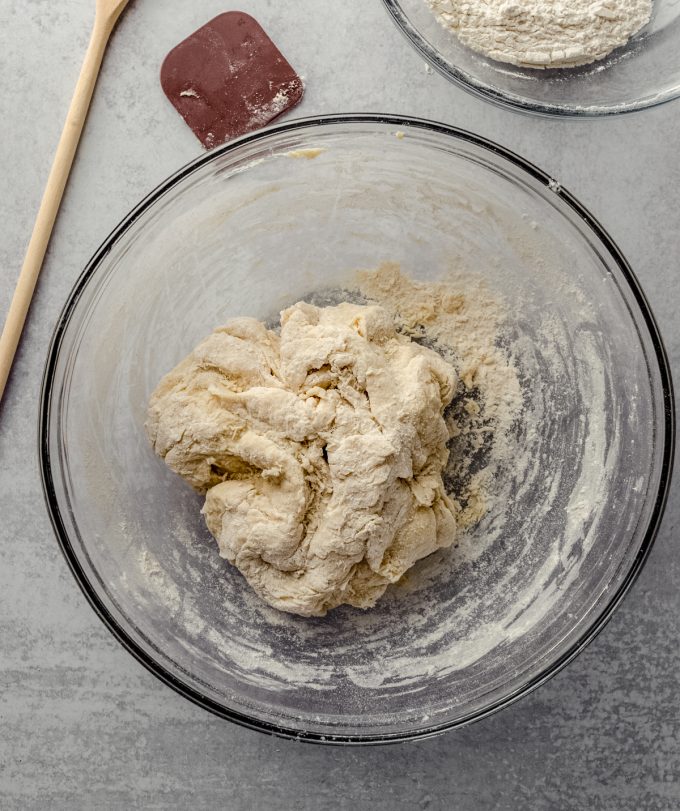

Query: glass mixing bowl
[
  {"left": 382, "top": 0, "right": 680, "bottom": 116},
  {"left": 41, "top": 115, "right": 674, "bottom": 743}
]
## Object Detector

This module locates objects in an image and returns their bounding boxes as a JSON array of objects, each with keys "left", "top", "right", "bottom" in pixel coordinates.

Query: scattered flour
[
  {"left": 358, "top": 263, "right": 522, "bottom": 530},
  {"left": 243, "top": 81, "right": 302, "bottom": 131}
]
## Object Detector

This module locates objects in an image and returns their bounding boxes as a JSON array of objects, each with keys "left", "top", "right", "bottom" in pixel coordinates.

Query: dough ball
[{"left": 147, "top": 302, "right": 458, "bottom": 616}]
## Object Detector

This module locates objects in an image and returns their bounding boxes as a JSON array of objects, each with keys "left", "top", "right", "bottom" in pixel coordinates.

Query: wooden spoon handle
[{"left": 0, "top": 10, "right": 121, "bottom": 404}]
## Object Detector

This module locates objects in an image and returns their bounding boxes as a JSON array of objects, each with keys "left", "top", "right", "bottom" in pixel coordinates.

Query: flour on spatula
[{"left": 426, "top": 0, "right": 652, "bottom": 68}]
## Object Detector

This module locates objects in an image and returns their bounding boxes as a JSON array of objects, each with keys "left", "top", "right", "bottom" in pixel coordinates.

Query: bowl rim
[
  {"left": 39, "top": 113, "right": 676, "bottom": 744},
  {"left": 380, "top": 0, "right": 680, "bottom": 118}
]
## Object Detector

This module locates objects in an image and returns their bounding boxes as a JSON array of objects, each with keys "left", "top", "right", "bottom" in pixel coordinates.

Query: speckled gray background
[{"left": 1, "top": 1, "right": 679, "bottom": 808}]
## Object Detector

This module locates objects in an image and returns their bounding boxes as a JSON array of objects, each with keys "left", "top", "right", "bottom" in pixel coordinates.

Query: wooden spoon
[{"left": 0, "top": 0, "right": 130, "bottom": 404}]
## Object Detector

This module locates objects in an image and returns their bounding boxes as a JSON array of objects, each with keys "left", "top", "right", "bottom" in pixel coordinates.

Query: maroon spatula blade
[{"left": 161, "top": 12, "right": 304, "bottom": 149}]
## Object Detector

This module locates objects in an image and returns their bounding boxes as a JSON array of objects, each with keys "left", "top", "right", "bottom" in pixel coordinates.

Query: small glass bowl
[
  {"left": 41, "top": 115, "right": 674, "bottom": 743},
  {"left": 382, "top": 0, "right": 680, "bottom": 116}
]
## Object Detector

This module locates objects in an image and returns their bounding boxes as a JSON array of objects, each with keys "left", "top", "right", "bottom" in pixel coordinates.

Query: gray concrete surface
[{"left": 1, "top": 1, "right": 679, "bottom": 808}]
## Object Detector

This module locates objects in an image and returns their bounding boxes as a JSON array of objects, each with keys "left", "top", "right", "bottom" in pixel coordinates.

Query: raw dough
[{"left": 147, "top": 301, "right": 458, "bottom": 616}]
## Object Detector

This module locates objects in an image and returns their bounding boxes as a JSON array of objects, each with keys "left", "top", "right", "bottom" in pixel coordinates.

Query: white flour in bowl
[{"left": 426, "top": 0, "right": 652, "bottom": 68}]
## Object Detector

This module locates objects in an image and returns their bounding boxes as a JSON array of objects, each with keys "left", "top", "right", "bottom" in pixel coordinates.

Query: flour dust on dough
[{"left": 147, "top": 301, "right": 458, "bottom": 617}]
